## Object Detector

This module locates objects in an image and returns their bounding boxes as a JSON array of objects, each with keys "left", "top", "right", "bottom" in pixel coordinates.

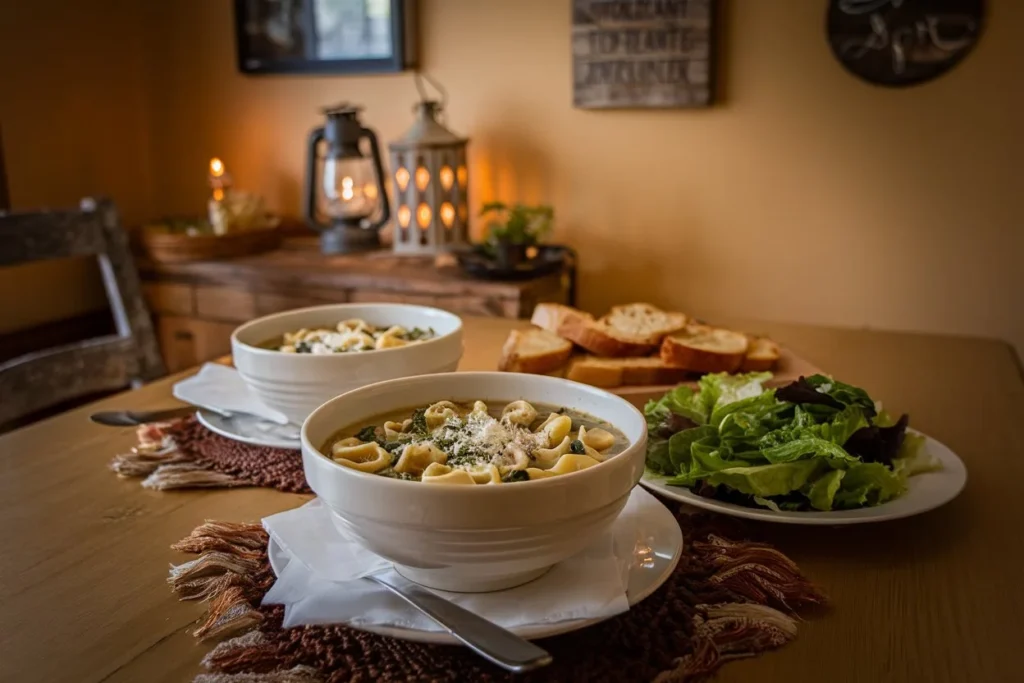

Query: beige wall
[
  {"left": 4, "top": 0, "right": 1022, "bottom": 352},
  {"left": 0, "top": 1, "right": 153, "bottom": 333}
]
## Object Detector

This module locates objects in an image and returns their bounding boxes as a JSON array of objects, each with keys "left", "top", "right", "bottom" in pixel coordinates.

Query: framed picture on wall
[{"left": 234, "top": 0, "right": 417, "bottom": 75}]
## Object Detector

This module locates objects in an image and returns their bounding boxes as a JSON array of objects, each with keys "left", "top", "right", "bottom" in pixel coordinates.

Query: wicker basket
[{"left": 138, "top": 227, "right": 282, "bottom": 264}]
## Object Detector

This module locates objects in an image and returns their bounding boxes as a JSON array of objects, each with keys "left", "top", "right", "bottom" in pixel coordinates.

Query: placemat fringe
[
  {"left": 168, "top": 513, "right": 826, "bottom": 682},
  {"left": 110, "top": 419, "right": 305, "bottom": 492},
  {"left": 110, "top": 423, "right": 252, "bottom": 489}
]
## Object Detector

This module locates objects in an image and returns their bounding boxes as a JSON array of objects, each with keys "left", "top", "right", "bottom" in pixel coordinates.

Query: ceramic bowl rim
[
  {"left": 301, "top": 371, "right": 648, "bottom": 494},
  {"left": 231, "top": 303, "right": 464, "bottom": 358}
]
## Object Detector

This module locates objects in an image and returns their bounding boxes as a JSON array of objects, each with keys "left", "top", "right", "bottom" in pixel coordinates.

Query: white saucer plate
[
  {"left": 196, "top": 409, "right": 301, "bottom": 450},
  {"left": 640, "top": 430, "right": 966, "bottom": 525},
  {"left": 268, "top": 490, "right": 683, "bottom": 644}
]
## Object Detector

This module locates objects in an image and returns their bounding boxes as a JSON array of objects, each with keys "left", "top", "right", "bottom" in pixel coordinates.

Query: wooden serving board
[{"left": 611, "top": 346, "right": 825, "bottom": 409}]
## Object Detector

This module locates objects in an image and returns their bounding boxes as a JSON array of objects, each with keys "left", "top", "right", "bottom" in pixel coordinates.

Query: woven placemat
[
  {"left": 170, "top": 512, "right": 826, "bottom": 683},
  {"left": 110, "top": 417, "right": 310, "bottom": 492}
]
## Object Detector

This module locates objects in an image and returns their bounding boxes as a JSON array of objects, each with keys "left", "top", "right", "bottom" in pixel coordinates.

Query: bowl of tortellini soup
[
  {"left": 301, "top": 371, "right": 648, "bottom": 593},
  {"left": 231, "top": 303, "right": 463, "bottom": 423}
]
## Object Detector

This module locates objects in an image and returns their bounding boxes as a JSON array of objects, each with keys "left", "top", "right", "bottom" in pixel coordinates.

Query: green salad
[{"left": 644, "top": 372, "right": 940, "bottom": 511}]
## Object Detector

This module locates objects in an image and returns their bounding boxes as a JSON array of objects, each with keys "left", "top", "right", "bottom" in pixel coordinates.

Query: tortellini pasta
[
  {"left": 324, "top": 400, "right": 624, "bottom": 485},
  {"left": 424, "top": 401, "right": 460, "bottom": 430},
  {"left": 270, "top": 319, "right": 435, "bottom": 354},
  {"left": 501, "top": 400, "right": 537, "bottom": 427},
  {"left": 332, "top": 442, "right": 392, "bottom": 473},
  {"left": 394, "top": 443, "right": 448, "bottom": 476}
]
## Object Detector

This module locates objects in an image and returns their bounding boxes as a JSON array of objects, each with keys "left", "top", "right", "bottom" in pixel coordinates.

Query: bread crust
[
  {"left": 498, "top": 328, "right": 573, "bottom": 374},
  {"left": 660, "top": 326, "right": 749, "bottom": 373},
  {"left": 560, "top": 318, "right": 656, "bottom": 357},
  {"left": 740, "top": 336, "right": 781, "bottom": 372}
]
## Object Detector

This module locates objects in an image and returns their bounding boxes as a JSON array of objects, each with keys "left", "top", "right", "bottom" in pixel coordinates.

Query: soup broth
[{"left": 323, "top": 400, "right": 629, "bottom": 484}]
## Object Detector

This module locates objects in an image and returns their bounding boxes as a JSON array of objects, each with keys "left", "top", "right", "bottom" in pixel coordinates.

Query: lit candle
[{"left": 208, "top": 157, "right": 232, "bottom": 202}]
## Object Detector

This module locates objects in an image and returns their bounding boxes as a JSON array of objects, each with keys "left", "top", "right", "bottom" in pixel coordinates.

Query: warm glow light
[
  {"left": 210, "top": 158, "right": 225, "bottom": 177},
  {"left": 439, "top": 166, "right": 454, "bottom": 191},
  {"left": 212, "top": 188, "right": 225, "bottom": 202},
  {"left": 363, "top": 183, "right": 378, "bottom": 200},
  {"left": 415, "top": 166, "right": 430, "bottom": 192},
  {"left": 526, "top": 246, "right": 539, "bottom": 259},
  {"left": 457, "top": 203, "right": 468, "bottom": 222},
  {"left": 440, "top": 202, "right": 455, "bottom": 228},
  {"left": 397, "top": 205, "right": 411, "bottom": 228},
  {"left": 395, "top": 167, "right": 410, "bottom": 191},
  {"left": 341, "top": 176, "right": 355, "bottom": 201},
  {"left": 456, "top": 165, "right": 468, "bottom": 187},
  {"left": 416, "top": 203, "right": 432, "bottom": 229}
]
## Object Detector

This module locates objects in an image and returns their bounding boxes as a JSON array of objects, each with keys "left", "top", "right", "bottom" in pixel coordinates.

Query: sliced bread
[
  {"left": 660, "top": 324, "right": 750, "bottom": 373},
  {"left": 740, "top": 336, "right": 781, "bottom": 372},
  {"left": 532, "top": 302, "right": 684, "bottom": 357},
  {"left": 566, "top": 355, "right": 696, "bottom": 388},
  {"left": 498, "top": 328, "right": 574, "bottom": 374},
  {"left": 600, "top": 303, "right": 688, "bottom": 344},
  {"left": 530, "top": 303, "right": 594, "bottom": 336}
]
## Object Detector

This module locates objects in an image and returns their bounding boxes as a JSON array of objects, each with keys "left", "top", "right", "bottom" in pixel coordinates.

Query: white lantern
[{"left": 388, "top": 100, "right": 469, "bottom": 254}]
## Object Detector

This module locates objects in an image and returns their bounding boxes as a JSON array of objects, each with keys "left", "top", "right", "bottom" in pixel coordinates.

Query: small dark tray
[{"left": 455, "top": 244, "right": 578, "bottom": 304}]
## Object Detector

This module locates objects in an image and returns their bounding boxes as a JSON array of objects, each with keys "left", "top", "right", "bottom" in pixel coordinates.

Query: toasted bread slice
[
  {"left": 498, "top": 328, "right": 574, "bottom": 374},
  {"left": 530, "top": 303, "right": 594, "bottom": 336},
  {"left": 532, "top": 302, "right": 689, "bottom": 358},
  {"left": 566, "top": 355, "right": 696, "bottom": 388},
  {"left": 740, "top": 336, "right": 781, "bottom": 372},
  {"left": 660, "top": 324, "right": 750, "bottom": 373},
  {"left": 600, "top": 303, "right": 688, "bottom": 344}
]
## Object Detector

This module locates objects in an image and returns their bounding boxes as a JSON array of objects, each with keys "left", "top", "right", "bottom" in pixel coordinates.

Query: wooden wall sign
[
  {"left": 827, "top": 0, "right": 984, "bottom": 87},
  {"left": 572, "top": 0, "right": 715, "bottom": 109}
]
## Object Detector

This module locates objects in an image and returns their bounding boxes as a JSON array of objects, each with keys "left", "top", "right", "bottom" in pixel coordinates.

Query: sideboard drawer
[
  {"left": 143, "top": 282, "right": 194, "bottom": 315},
  {"left": 157, "top": 316, "right": 237, "bottom": 373},
  {"left": 195, "top": 286, "right": 258, "bottom": 322}
]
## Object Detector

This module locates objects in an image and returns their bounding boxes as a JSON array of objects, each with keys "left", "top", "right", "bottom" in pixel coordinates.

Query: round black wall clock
[{"left": 827, "top": 0, "right": 984, "bottom": 87}]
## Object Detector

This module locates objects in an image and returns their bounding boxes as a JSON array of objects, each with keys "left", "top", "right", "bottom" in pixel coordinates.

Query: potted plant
[{"left": 479, "top": 202, "right": 554, "bottom": 269}]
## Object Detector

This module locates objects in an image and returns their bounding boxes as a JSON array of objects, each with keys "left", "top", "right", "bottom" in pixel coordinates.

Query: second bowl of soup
[
  {"left": 231, "top": 303, "right": 463, "bottom": 423},
  {"left": 301, "top": 371, "right": 647, "bottom": 592}
]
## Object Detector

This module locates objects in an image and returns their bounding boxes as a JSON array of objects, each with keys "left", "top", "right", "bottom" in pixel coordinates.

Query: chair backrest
[
  {"left": 0, "top": 198, "right": 166, "bottom": 425},
  {"left": 0, "top": 126, "right": 9, "bottom": 212}
]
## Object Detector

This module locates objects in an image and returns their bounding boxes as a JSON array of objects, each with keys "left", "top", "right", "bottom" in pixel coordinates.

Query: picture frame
[{"left": 234, "top": 0, "right": 417, "bottom": 75}]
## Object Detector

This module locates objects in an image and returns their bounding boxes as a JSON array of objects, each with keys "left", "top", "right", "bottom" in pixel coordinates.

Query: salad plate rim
[{"left": 640, "top": 429, "right": 966, "bottom": 525}]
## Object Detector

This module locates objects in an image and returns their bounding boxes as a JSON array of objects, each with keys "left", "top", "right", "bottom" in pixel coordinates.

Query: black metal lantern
[{"left": 304, "top": 103, "right": 390, "bottom": 254}]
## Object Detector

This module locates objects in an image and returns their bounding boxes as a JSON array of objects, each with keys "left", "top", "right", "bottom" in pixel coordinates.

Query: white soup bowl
[
  {"left": 232, "top": 303, "right": 463, "bottom": 424},
  {"left": 301, "top": 371, "right": 648, "bottom": 593}
]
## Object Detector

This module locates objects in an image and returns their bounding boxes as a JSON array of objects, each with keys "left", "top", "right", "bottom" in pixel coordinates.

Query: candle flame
[
  {"left": 341, "top": 176, "right": 354, "bottom": 201},
  {"left": 210, "top": 158, "right": 225, "bottom": 177},
  {"left": 212, "top": 188, "right": 225, "bottom": 202}
]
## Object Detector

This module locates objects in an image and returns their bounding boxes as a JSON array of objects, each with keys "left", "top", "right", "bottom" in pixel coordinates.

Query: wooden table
[{"left": 1, "top": 317, "right": 1021, "bottom": 683}]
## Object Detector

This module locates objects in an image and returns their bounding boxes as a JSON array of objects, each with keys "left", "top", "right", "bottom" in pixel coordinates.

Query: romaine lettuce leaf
[
  {"left": 760, "top": 436, "right": 860, "bottom": 465},
  {"left": 805, "top": 469, "right": 846, "bottom": 511},
  {"left": 891, "top": 431, "right": 940, "bottom": 478},
  {"left": 667, "top": 425, "right": 717, "bottom": 473},
  {"left": 646, "top": 438, "right": 672, "bottom": 475},
  {"left": 803, "top": 375, "right": 877, "bottom": 418},
  {"left": 832, "top": 462, "right": 905, "bottom": 508},
  {"left": 698, "top": 371, "right": 771, "bottom": 416},
  {"left": 690, "top": 459, "right": 825, "bottom": 497}
]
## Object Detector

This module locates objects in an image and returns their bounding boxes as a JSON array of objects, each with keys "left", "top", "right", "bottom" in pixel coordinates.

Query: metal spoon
[
  {"left": 90, "top": 405, "right": 228, "bottom": 426},
  {"left": 367, "top": 573, "right": 553, "bottom": 674}
]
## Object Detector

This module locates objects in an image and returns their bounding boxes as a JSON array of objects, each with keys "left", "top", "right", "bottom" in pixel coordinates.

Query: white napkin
[
  {"left": 172, "top": 363, "right": 291, "bottom": 425},
  {"left": 261, "top": 487, "right": 664, "bottom": 631}
]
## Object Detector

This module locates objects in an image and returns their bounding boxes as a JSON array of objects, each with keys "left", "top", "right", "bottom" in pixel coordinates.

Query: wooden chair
[
  {"left": 0, "top": 198, "right": 166, "bottom": 426},
  {"left": 0, "top": 125, "right": 9, "bottom": 212}
]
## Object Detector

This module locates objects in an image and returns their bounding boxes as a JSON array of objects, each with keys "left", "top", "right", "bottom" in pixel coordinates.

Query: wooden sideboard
[{"left": 138, "top": 238, "right": 571, "bottom": 373}]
